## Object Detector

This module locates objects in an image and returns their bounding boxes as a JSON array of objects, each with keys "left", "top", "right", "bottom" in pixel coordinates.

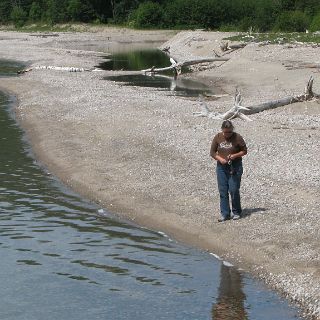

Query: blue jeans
[{"left": 216, "top": 161, "right": 243, "bottom": 218}]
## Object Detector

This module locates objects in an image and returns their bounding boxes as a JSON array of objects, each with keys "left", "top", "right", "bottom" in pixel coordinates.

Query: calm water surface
[
  {"left": 0, "top": 59, "right": 24, "bottom": 77},
  {"left": 0, "top": 60, "right": 302, "bottom": 319},
  {"left": 99, "top": 49, "right": 216, "bottom": 97},
  {"left": 97, "top": 49, "right": 171, "bottom": 71}
]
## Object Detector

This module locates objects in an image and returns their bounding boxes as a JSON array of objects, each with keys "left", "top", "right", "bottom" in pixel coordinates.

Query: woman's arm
[
  {"left": 210, "top": 136, "right": 228, "bottom": 164},
  {"left": 229, "top": 150, "right": 247, "bottom": 161},
  {"left": 214, "top": 153, "right": 228, "bottom": 164}
]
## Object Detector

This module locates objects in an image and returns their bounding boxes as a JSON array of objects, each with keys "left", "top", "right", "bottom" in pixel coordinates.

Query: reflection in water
[
  {"left": 212, "top": 264, "right": 248, "bottom": 320},
  {"left": 45, "top": 40, "right": 165, "bottom": 56},
  {"left": 100, "top": 49, "right": 218, "bottom": 97},
  {"left": 96, "top": 49, "right": 171, "bottom": 71},
  {"left": 104, "top": 74, "right": 214, "bottom": 97}
]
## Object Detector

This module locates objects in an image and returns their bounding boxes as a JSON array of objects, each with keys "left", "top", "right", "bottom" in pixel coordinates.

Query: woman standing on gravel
[{"left": 210, "top": 120, "right": 247, "bottom": 222}]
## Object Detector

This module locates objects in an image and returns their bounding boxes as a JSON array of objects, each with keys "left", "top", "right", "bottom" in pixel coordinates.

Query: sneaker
[
  {"left": 232, "top": 214, "right": 241, "bottom": 220},
  {"left": 218, "top": 216, "right": 229, "bottom": 222}
]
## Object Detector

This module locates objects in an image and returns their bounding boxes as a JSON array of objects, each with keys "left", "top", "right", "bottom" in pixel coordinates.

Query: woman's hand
[
  {"left": 216, "top": 156, "right": 228, "bottom": 165},
  {"left": 229, "top": 150, "right": 246, "bottom": 161}
]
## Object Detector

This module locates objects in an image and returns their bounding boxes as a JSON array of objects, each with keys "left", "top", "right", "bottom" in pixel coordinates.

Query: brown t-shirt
[{"left": 210, "top": 132, "right": 247, "bottom": 161}]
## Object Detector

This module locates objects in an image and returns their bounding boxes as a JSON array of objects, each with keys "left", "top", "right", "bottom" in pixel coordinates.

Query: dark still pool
[
  {"left": 100, "top": 49, "right": 219, "bottom": 97},
  {"left": 97, "top": 49, "right": 171, "bottom": 71}
]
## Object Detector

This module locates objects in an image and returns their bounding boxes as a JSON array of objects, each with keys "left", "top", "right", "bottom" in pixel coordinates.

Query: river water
[{"left": 0, "top": 60, "right": 302, "bottom": 319}]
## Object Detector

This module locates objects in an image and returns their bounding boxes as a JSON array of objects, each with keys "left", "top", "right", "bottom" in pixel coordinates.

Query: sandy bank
[{"left": 0, "top": 28, "right": 319, "bottom": 318}]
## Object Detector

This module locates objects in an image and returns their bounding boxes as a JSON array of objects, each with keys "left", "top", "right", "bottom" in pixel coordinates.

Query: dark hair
[{"left": 221, "top": 120, "right": 234, "bottom": 130}]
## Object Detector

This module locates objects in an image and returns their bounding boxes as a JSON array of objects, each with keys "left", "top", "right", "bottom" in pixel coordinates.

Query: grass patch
[
  {"left": 0, "top": 22, "right": 124, "bottom": 33},
  {"left": 0, "top": 23, "right": 76, "bottom": 32},
  {"left": 224, "top": 32, "right": 320, "bottom": 44}
]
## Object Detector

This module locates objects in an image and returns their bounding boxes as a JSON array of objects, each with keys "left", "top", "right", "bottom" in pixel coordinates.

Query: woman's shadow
[{"left": 241, "top": 207, "right": 268, "bottom": 218}]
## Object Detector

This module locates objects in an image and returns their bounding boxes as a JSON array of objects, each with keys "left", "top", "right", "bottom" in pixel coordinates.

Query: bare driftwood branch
[
  {"left": 29, "top": 33, "right": 59, "bottom": 38},
  {"left": 193, "top": 95, "right": 222, "bottom": 119},
  {"left": 220, "top": 42, "right": 247, "bottom": 52},
  {"left": 141, "top": 57, "right": 229, "bottom": 75},
  {"left": 194, "top": 76, "right": 319, "bottom": 121},
  {"left": 207, "top": 90, "right": 253, "bottom": 121},
  {"left": 244, "top": 76, "right": 319, "bottom": 115},
  {"left": 141, "top": 46, "right": 229, "bottom": 76},
  {"left": 284, "top": 61, "right": 320, "bottom": 71},
  {"left": 18, "top": 65, "right": 103, "bottom": 74}
]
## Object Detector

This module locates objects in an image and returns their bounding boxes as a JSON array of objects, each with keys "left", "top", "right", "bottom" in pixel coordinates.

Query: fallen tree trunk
[
  {"left": 141, "top": 57, "right": 229, "bottom": 75},
  {"left": 220, "top": 42, "right": 247, "bottom": 52},
  {"left": 244, "top": 96, "right": 302, "bottom": 114},
  {"left": 18, "top": 65, "right": 103, "bottom": 74},
  {"left": 29, "top": 33, "right": 59, "bottom": 38},
  {"left": 245, "top": 76, "right": 319, "bottom": 115},
  {"left": 194, "top": 76, "right": 319, "bottom": 121},
  {"left": 284, "top": 61, "right": 320, "bottom": 70}
]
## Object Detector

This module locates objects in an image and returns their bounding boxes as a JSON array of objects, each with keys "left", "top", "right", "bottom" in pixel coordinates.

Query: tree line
[{"left": 1, "top": 0, "right": 320, "bottom": 32}]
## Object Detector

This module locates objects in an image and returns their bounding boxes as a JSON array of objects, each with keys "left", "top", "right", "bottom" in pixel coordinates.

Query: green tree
[
  {"left": 11, "top": 5, "right": 28, "bottom": 28},
  {"left": 295, "top": 0, "right": 320, "bottom": 16},
  {"left": 131, "top": 1, "right": 163, "bottom": 28},
  {"left": 310, "top": 11, "right": 320, "bottom": 31},
  {"left": 112, "top": 0, "right": 142, "bottom": 23},
  {"left": 254, "top": 0, "right": 281, "bottom": 31},
  {"left": 274, "top": 10, "right": 310, "bottom": 31},
  {"left": 67, "top": 0, "right": 95, "bottom": 22},
  {"left": 68, "top": 0, "right": 82, "bottom": 21},
  {"left": 277, "top": 0, "right": 295, "bottom": 11},
  {"left": 45, "top": 0, "right": 58, "bottom": 24},
  {"left": 29, "top": 1, "right": 42, "bottom": 22},
  {"left": 0, "top": 0, "right": 12, "bottom": 24},
  {"left": 90, "top": 0, "right": 113, "bottom": 23}
]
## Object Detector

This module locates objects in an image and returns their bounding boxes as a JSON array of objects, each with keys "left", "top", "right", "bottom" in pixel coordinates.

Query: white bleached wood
[
  {"left": 195, "top": 76, "right": 319, "bottom": 121},
  {"left": 18, "top": 65, "right": 104, "bottom": 73},
  {"left": 141, "top": 57, "right": 229, "bottom": 75}
]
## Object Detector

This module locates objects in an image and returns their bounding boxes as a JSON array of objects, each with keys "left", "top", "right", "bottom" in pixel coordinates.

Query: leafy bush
[
  {"left": 10, "top": 6, "right": 27, "bottom": 28},
  {"left": 219, "top": 23, "right": 239, "bottom": 32},
  {"left": 29, "top": 2, "right": 42, "bottom": 22},
  {"left": 67, "top": 0, "right": 95, "bottom": 22},
  {"left": 0, "top": 1, "right": 12, "bottom": 24},
  {"left": 295, "top": 0, "right": 320, "bottom": 16},
  {"left": 67, "top": 0, "right": 81, "bottom": 21},
  {"left": 164, "top": 0, "right": 227, "bottom": 29},
  {"left": 237, "top": 16, "right": 256, "bottom": 31},
  {"left": 113, "top": 0, "right": 141, "bottom": 24},
  {"left": 274, "top": 10, "right": 310, "bottom": 32},
  {"left": 310, "top": 12, "right": 320, "bottom": 31},
  {"left": 45, "top": 0, "right": 58, "bottom": 25},
  {"left": 131, "top": 2, "right": 163, "bottom": 29},
  {"left": 254, "top": 0, "right": 281, "bottom": 31}
]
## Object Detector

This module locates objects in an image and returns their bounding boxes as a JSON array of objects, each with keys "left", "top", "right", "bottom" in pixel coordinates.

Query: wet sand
[{"left": 0, "top": 27, "right": 319, "bottom": 319}]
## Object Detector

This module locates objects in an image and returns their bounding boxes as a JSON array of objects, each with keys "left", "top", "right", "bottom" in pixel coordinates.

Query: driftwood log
[
  {"left": 194, "top": 90, "right": 252, "bottom": 121},
  {"left": 194, "top": 76, "right": 319, "bottom": 121},
  {"left": 18, "top": 65, "right": 103, "bottom": 74},
  {"left": 141, "top": 56, "right": 229, "bottom": 76},
  {"left": 284, "top": 61, "right": 320, "bottom": 71},
  {"left": 220, "top": 42, "right": 247, "bottom": 52},
  {"left": 29, "top": 33, "right": 59, "bottom": 38},
  {"left": 143, "top": 42, "right": 249, "bottom": 76}
]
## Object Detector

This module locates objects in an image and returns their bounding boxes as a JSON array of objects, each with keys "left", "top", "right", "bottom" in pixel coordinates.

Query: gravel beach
[{"left": 0, "top": 28, "right": 319, "bottom": 319}]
